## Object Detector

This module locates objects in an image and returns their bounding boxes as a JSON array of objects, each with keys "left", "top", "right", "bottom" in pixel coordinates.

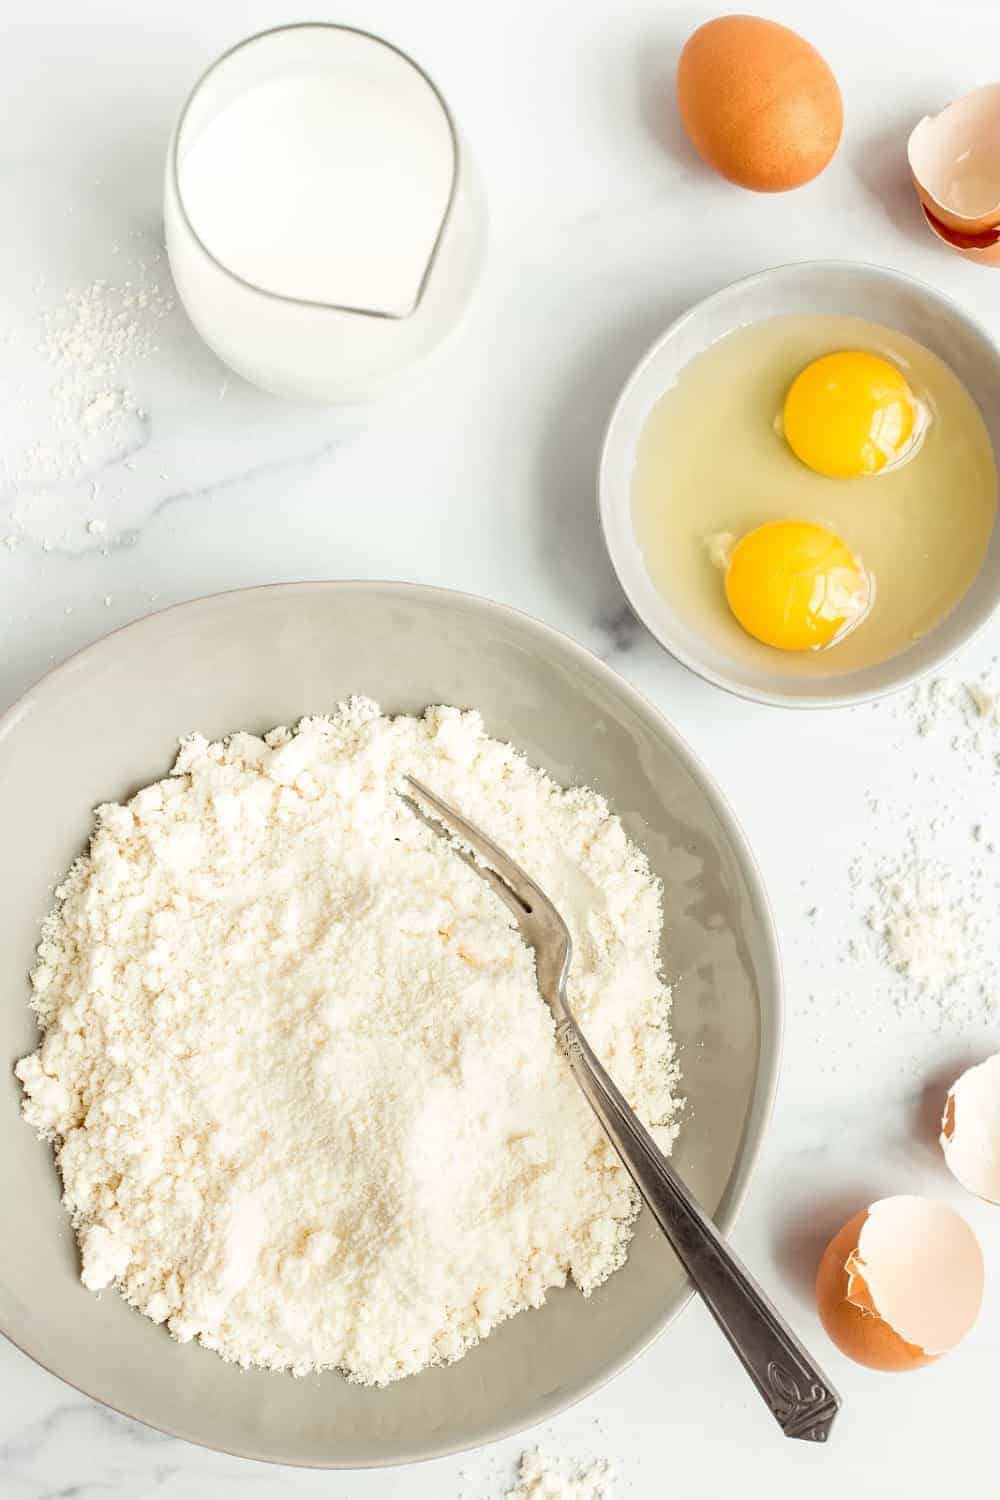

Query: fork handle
[{"left": 556, "top": 1017, "right": 840, "bottom": 1443}]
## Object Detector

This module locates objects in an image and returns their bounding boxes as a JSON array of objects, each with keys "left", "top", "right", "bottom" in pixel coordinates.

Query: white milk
[
  {"left": 165, "top": 25, "right": 482, "bottom": 401},
  {"left": 178, "top": 67, "right": 454, "bottom": 315}
]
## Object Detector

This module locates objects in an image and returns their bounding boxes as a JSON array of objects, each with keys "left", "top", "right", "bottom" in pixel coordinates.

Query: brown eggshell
[
  {"left": 908, "top": 84, "right": 1000, "bottom": 234},
  {"left": 815, "top": 1210, "right": 935, "bottom": 1372},
  {"left": 919, "top": 203, "right": 1000, "bottom": 268},
  {"left": 676, "top": 15, "right": 843, "bottom": 193}
]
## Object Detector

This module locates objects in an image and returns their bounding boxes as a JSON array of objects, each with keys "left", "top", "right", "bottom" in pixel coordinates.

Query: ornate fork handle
[
  {"left": 556, "top": 1018, "right": 840, "bottom": 1443},
  {"left": 403, "top": 775, "right": 838, "bottom": 1441}
]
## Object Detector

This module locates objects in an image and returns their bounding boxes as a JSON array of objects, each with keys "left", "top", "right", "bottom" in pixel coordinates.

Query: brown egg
[
  {"left": 815, "top": 1197, "right": 984, "bottom": 1373},
  {"left": 676, "top": 15, "right": 843, "bottom": 192}
]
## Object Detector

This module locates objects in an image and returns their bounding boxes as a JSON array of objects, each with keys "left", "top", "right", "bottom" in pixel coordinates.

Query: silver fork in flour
[{"left": 404, "top": 776, "right": 841, "bottom": 1444}]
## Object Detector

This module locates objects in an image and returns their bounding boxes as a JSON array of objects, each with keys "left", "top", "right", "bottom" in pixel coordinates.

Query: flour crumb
[
  {"left": 808, "top": 661, "right": 1000, "bottom": 1031},
  {"left": 868, "top": 863, "right": 974, "bottom": 988},
  {"left": 508, "top": 1450, "right": 613, "bottom": 1500},
  {"left": 2, "top": 262, "right": 175, "bottom": 544},
  {"left": 16, "top": 700, "right": 680, "bottom": 1385},
  {"left": 850, "top": 832, "right": 999, "bottom": 1027},
  {"left": 967, "top": 682, "right": 998, "bottom": 720},
  {"left": 892, "top": 666, "right": 1000, "bottom": 767}
]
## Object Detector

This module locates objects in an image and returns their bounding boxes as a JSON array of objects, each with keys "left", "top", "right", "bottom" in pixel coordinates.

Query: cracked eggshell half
[
  {"left": 908, "top": 84, "right": 1000, "bottom": 265},
  {"left": 941, "top": 1053, "right": 1000, "bottom": 1204},
  {"left": 815, "top": 1196, "right": 984, "bottom": 1371}
]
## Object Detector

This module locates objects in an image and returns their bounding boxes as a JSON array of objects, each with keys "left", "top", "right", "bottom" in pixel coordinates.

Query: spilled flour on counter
[
  {"left": 1, "top": 252, "right": 176, "bottom": 551},
  {"left": 817, "top": 662, "right": 1000, "bottom": 1032},
  {"left": 866, "top": 855, "right": 980, "bottom": 990},
  {"left": 36, "top": 274, "right": 171, "bottom": 470},
  {"left": 507, "top": 1450, "right": 614, "bottom": 1500},
  {"left": 16, "top": 699, "right": 679, "bottom": 1384},
  {"left": 845, "top": 822, "right": 1000, "bottom": 1029}
]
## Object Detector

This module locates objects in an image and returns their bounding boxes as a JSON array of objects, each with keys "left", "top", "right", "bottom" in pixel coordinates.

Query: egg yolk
[
  {"left": 724, "top": 520, "right": 870, "bottom": 651},
  {"left": 783, "top": 351, "right": 919, "bottom": 478}
]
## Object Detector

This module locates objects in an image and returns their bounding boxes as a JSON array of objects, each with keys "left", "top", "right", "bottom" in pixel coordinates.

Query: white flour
[
  {"left": 878, "top": 666, "right": 1000, "bottom": 1018},
  {"left": 16, "top": 700, "right": 679, "bottom": 1384},
  {"left": 862, "top": 839, "right": 992, "bottom": 996},
  {"left": 507, "top": 1450, "right": 613, "bottom": 1500},
  {"left": 2, "top": 259, "right": 174, "bottom": 550},
  {"left": 821, "top": 664, "right": 1000, "bottom": 1031},
  {"left": 895, "top": 665, "right": 1000, "bottom": 768},
  {"left": 26, "top": 273, "right": 171, "bottom": 488}
]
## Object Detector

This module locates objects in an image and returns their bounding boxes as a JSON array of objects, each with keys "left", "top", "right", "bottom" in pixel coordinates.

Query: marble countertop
[{"left": 3, "top": 1, "right": 1000, "bottom": 1495}]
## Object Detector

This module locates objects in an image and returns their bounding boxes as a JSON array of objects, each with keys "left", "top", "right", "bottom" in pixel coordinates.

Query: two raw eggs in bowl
[{"left": 599, "top": 262, "right": 1000, "bottom": 707}]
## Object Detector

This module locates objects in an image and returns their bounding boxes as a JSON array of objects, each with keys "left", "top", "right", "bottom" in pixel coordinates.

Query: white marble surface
[{"left": 3, "top": 1, "right": 1000, "bottom": 1494}]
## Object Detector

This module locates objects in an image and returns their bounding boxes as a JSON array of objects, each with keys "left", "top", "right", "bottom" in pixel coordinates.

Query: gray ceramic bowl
[
  {"left": 600, "top": 261, "right": 1000, "bottom": 708},
  {"left": 0, "top": 582, "right": 780, "bottom": 1466}
]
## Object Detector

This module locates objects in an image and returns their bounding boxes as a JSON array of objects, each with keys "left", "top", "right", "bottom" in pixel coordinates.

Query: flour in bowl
[{"left": 16, "top": 699, "right": 679, "bottom": 1384}]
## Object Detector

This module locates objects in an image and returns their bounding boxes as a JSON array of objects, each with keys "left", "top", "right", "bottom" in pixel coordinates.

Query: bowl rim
[
  {"left": 0, "top": 580, "right": 783, "bottom": 1467},
  {"left": 598, "top": 258, "right": 1000, "bottom": 710}
]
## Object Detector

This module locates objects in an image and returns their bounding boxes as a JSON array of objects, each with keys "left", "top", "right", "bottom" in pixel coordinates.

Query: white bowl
[
  {"left": 0, "top": 583, "right": 780, "bottom": 1466},
  {"left": 599, "top": 261, "right": 1000, "bottom": 708}
]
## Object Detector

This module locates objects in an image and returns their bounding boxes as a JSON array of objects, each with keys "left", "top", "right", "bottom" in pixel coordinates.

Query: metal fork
[{"left": 405, "top": 776, "right": 840, "bottom": 1444}]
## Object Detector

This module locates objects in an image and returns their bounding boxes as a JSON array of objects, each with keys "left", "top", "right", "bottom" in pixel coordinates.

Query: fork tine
[
  {"left": 404, "top": 776, "right": 573, "bottom": 1011},
  {"left": 459, "top": 853, "right": 535, "bottom": 924},
  {"left": 405, "top": 775, "right": 551, "bottom": 918}
]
